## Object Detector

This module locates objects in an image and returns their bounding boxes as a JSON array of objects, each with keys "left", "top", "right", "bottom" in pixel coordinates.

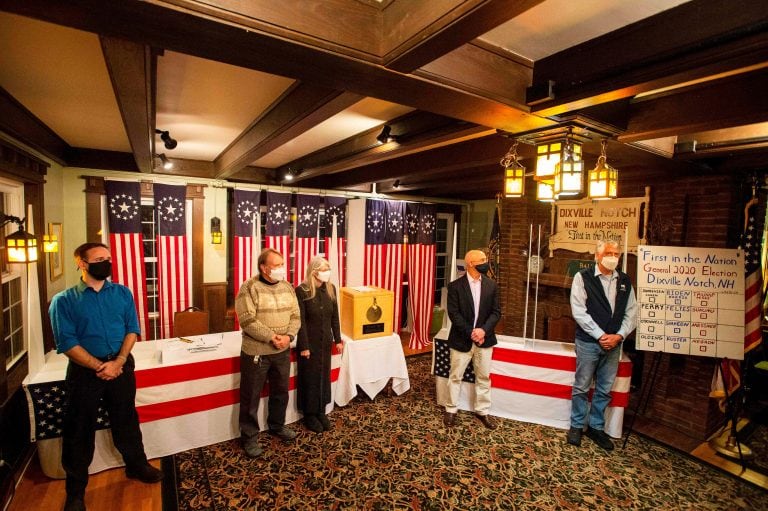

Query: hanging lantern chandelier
[
  {"left": 500, "top": 141, "right": 526, "bottom": 198},
  {"left": 588, "top": 139, "right": 619, "bottom": 200}
]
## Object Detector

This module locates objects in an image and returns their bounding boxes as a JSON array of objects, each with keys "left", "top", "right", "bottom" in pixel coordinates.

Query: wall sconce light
[
  {"left": 376, "top": 125, "right": 398, "bottom": 144},
  {"left": 43, "top": 233, "right": 59, "bottom": 253},
  {"left": 392, "top": 179, "right": 401, "bottom": 189},
  {"left": 1, "top": 214, "right": 37, "bottom": 263},
  {"left": 553, "top": 128, "right": 583, "bottom": 197},
  {"left": 158, "top": 153, "right": 173, "bottom": 170},
  {"left": 500, "top": 141, "right": 526, "bottom": 198},
  {"left": 588, "top": 139, "right": 619, "bottom": 200},
  {"left": 210, "top": 217, "right": 222, "bottom": 245},
  {"left": 155, "top": 129, "right": 177, "bottom": 150}
]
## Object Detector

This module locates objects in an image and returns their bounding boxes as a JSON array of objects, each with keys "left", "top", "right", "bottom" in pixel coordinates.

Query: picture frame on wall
[{"left": 48, "top": 222, "right": 63, "bottom": 281}]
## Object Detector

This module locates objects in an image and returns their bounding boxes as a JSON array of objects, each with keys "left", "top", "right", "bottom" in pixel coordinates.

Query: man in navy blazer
[{"left": 443, "top": 249, "right": 502, "bottom": 429}]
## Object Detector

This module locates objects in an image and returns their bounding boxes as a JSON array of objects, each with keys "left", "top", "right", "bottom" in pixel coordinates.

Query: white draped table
[
  {"left": 23, "top": 331, "right": 341, "bottom": 478},
  {"left": 334, "top": 333, "right": 410, "bottom": 406}
]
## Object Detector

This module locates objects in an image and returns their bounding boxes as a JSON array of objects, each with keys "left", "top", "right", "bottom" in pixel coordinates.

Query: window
[
  {"left": 0, "top": 180, "right": 29, "bottom": 368},
  {"left": 141, "top": 203, "right": 159, "bottom": 339}
]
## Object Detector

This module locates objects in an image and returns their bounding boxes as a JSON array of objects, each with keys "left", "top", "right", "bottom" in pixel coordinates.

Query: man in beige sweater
[{"left": 236, "top": 248, "right": 301, "bottom": 458}]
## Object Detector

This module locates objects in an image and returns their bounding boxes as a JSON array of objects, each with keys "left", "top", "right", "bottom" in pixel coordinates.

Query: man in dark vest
[{"left": 567, "top": 240, "right": 637, "bottom": 450}]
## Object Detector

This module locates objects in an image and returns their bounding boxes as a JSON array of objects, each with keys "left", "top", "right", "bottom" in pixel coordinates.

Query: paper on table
[{"left": 349, "top": 286, "right": 375, "bottom": 292}]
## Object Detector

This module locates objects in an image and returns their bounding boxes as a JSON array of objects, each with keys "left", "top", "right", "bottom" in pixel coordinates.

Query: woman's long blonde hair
[{"left": 299, "top": 256, "right": 336, "bottom": 301}]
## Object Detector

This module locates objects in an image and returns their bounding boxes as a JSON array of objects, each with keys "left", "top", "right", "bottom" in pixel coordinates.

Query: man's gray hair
[{"left": 596, "top": 239, "right": 621, "bottom": 256}]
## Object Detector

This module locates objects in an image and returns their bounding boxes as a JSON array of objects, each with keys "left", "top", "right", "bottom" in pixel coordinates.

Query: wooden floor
[
  {"left": 8, "top": 338, "right": 765, "bottom": 510},
  {"left": 7, "top": 458, "right": 162, "bottom": 511}
]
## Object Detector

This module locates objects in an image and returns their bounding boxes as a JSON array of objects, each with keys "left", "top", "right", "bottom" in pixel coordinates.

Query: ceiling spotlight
[
  {"left": 393, "top": 179, "right": 401, "bottom": 189},
  {"left": 155, "top": 129, "right": 177, "bottom": 150},
  {"left": 284, "top": 168, "right": 300, "bottom": 181},
  {"left": 158, "top": 153, "right": 173, "bottom": 170},
  {"left": 376, "top": 125, "right": 397, "bottom": 144}
]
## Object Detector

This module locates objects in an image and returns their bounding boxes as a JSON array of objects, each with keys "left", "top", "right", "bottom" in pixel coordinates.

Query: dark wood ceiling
[{"left": 1, "top": 0, "right": 767, "bottom": 200}]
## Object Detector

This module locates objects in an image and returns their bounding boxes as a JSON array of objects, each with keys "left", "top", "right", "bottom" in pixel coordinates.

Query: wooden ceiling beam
[
  {"left": 619, "top": 70, "right": 768, "bottom": 143},
  {"left": 100, "top": 35, "right": 156, "bottom": 173},
  {"left": 286, "top": 111, "right": 493, "bottom": 181},
  {"left": 0, "top": 0, "right": 549, "bottom": 134},
  {"left": 384, "top": 0, "right": 544, "bottom": 72},
  {"left": 300, "top": 134, "right": 511, "bottom": 189},
  {"left": 528, "top": 0, "right": 768, "bottom": 117},
  {"left": 0, "top": 86, "right": 69, "bottom": 165},
  {"left": 214, "top": 84, "right": 362, "bottom": 179}
]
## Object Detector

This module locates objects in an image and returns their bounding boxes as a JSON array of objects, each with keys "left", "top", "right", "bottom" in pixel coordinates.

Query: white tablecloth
[
  {"left": 433, "top": 336, "right": 631, "bottom": 438},
  {"left": 23, "top": 332, "right": 341, "bottom": 477},
  {"left": 334, "top": 333, "right": 410, "bottom": 406}
]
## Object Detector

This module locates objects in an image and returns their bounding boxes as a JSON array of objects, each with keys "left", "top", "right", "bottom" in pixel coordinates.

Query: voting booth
[{"left": 340, "top": 286, "right": 394, "bottom": 340}]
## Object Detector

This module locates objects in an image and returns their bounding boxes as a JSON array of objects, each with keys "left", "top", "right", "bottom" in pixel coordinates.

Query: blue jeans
[{"left": 570, "top": 338, "right": 622, "bottom": 431}]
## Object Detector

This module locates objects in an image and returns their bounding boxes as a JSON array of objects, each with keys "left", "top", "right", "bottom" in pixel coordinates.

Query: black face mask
[
  {"left": 475, "top": 262, "right": 490, "bottom": 275},
  {"left": 87, "top": 260, "right": 112, "bottom": 281}
]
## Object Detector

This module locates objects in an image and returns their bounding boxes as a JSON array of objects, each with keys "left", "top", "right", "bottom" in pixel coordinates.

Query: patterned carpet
[{"left": 163, "top": 354, "right": 768, "bottom": 510}]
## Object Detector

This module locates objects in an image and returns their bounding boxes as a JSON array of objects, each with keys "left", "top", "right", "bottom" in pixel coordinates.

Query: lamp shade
[
  {"left": 553, "top": 141, "right": 583, "bottom": 197},
  {"left": 535, "top": 141, "right": 561, "bottom": 180},
  {"left": 536, "top": 178, "right": 556, "bottom": 202},
  {"left": 210, "top": 217, "right": 222, "bottom": 245},
  {"left": 504, "top": 164, "right": 526, "bottom": 198},
  {"left": 6, "top": 229, "right": 38, "bottom": 263},
  {"left": 588, "top": 140, "right": 619, "bottom": 200}
]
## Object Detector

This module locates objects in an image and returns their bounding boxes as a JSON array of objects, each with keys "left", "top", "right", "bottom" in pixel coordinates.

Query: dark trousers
[
  {"left": 239, "top": 349, "right": 290, "bottom": 445},
  {"left": 63, "top": 356, "right": 147, "bottom": 498}
]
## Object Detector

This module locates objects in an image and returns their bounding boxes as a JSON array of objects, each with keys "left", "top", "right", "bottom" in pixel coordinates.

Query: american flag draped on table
[
  {"left": 324, "top": 196, "right": 347, "bottom": 288},
  {"left": 26, "top": 381, "right": 110, "bottom": 441},
  {"left": 154, "top": 184, "right": 189, "bottom": 339},
  {"left": 265, "top": 191, "right": 291, "bottom": 267},
  {"left": 712, "top": 195, "right": 764, "bottom": 405},
  {"left": 364, "top": 199, "right": 405, "bottom": 333},
  {"left": 105, "top": 180, "right": 149, "bottom": 340},
  {"left": 293, "top": 194, "right": 320, "bottom": 286},
  {"left": 405, "top": 202, "right": 437, "bottom": 349}
]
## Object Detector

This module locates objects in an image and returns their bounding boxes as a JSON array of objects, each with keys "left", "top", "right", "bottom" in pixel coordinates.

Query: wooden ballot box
[{"left": 340, "top": 286, "right": 394, "bottom": 340}]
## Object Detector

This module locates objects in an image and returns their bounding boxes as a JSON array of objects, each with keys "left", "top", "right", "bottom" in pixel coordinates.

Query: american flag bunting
[
  {"left": 154, "top": 184, "right": 189, "bottom": 339},
  {"left": 293, "top": 194, "right": 320, "bottom": 286},
  {"left": 406, "top": 202, "right": 437, "bottom": 349}
]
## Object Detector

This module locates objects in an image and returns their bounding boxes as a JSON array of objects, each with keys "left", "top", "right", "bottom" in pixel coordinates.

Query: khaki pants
[{"left": 445, "top": 344, "right": 493, "bottom": 415}]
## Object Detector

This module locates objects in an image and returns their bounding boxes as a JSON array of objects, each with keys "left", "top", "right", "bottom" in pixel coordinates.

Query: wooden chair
[{"left": 173, "top": 307, "right": 210, "bottom": 337}]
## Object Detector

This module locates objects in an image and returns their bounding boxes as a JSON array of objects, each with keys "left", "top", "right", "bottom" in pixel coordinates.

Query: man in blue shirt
[
  {"left": 568, "top": 240, "right": 637, "bottom": 451},
  {"left": 49, "top": 243, "right": 162, "bottom": 511}
]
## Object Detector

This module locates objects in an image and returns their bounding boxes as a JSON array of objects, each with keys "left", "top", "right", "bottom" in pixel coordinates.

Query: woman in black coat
[{"left": 295, "top": 256, "right": 342, "bottom": 433}]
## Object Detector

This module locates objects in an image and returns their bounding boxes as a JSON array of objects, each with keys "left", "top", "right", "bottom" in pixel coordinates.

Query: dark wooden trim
[
  {"left": 214, "top": 84, "right": 362, "bottom": 179},
  {"left": 620, "top": 70, "right": 768, "bottom": 142},
  {"left": 84, "top": 176, "right": 105, "bottom": 243},
  {"left": 65, "top": 148, "right": 139, "bottom": 172},
  {"left": 100, "top": 36, "right": 156, "bottom": 173},
  {"left": 202, "top": 282, "right": 228, "bottom": 333},
  {"left": 528, "top": 0, "right": 768, "bottom": 116},
  {"left": 190, "top": 189, "right": 204, "bottom": 308},
  {"left": 384, "top": 0, "right": 543, "bottom": 72},
  {"left": 0, "top": 87, "right": 69, "bottom": 166},
  {"left": 0, "top": 139, "right": 49, "bottom": 183}
]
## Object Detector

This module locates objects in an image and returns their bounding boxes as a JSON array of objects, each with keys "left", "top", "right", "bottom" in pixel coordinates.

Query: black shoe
[
  {"left": 270, "top": 426, "right": 297, "bottom": 441},
  {"left": 304, "top": 415, "right": 324, "bottom": 433},
  {"left": 64, "top": 496, "right": 86, "bottom": 511},
  {"left": 243, "top": 441, "right": 263, "bottom": 458},
  {"left": 566, "top": 427, "right": 582, "bottom": 446},
  {"left": 586, "top": 427, "right": 614, "bottom": 451},
  {"left": 443, "top": 411, "right": 456, "bottom": 427},
  {"left": 125, "top": 463, "right": 164, "bottom": 483},
  {"left": 317, "top": 413, "right": 331, "bottom": 431},
  {"left": 475, "top": 414, "right": 497, "bottom": 430}
]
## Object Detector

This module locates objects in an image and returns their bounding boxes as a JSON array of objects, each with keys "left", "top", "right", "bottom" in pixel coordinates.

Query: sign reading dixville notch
[{"left": 548, "top": 187, "right": 649, "bottom": 256}]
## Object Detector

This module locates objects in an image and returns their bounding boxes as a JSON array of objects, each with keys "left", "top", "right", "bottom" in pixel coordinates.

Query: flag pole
[{"left": 523, "top": 223, "right": 532, "bottom": 341}]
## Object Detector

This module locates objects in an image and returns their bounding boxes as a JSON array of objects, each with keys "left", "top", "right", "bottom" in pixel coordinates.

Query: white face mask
[
  {"left": 269, "top": 267, "right": 286, "bottom": 282},
  {"left": 316, "top": 270, "right": 332, "bottom": 283},
  {"left": 601, "top": 255, "right": 619, "bottom": 271}
]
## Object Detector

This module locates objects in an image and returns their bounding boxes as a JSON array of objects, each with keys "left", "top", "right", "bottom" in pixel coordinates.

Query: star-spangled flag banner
[
  {"left": 364, "top": 199, "right": 406, "bottom": 333},
  {"left": 712, "top": 196, "right": 764, "bottom": 408},
  {"left": 154, "top": 183, "right": 189, "bottom": 339},
  {"left": 265, "top": 191, "right": 291, "bottom": 269},
  {"left": 324, "top": 196, "right": 347, "bottom": 288},
  {"left": 233, "top": 189, "right": 262, "bottom": 318},
  {"left": 25, "top": 381, "right": 111, "bottom": 441},
  {"left": 293, "top": 194, "right": 320, "bottom": 286},
  {"left": 488, "top": 201, "right": 501, "bottom": 281},
  {"left": 105, "top": 180, "right": 149, "bottom": 340},
  {"left": 406, "top": 202, "right": 437, "bottom": 350}
]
